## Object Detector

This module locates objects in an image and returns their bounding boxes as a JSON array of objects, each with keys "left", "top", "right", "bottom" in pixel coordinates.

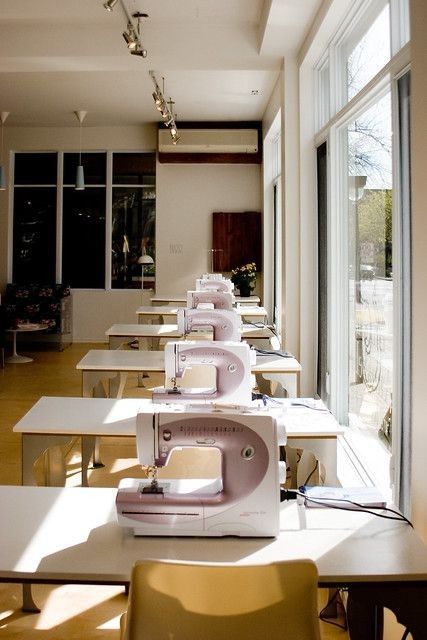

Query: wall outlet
[{"left": 169, "top": 243, "right": 183, "bottom": 254}]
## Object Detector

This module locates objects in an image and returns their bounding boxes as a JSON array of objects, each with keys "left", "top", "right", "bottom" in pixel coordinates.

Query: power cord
[
  {"left": 254, "top": 347, "right": 295, "bottom": 358},
  {"left": 281, "top": 488, "right": 413, "bottom": 527},
  {"left": 257, "top": 393, "right": 331, "bottom": 413}
]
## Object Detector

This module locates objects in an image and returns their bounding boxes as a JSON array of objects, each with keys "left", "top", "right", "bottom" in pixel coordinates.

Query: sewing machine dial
[{"left": 241, "top": 445, "right": 256, "bottom": 460}]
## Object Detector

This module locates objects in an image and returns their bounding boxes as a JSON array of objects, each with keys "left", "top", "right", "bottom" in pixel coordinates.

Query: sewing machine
[
  {"left": 196, "top": 276, "right": 234, "bottom": 294},
  {"left": 116, "top": 404, "right": 286, "bottom": 537},
  {"left": 186, "top": 290, "right": 234, "bottom": 310},
  {"left": 152, "top": 340, "right": 255, "bottom": 404},
  {"left": 177, "top": 307, "right": 242, "bottom": 341}
]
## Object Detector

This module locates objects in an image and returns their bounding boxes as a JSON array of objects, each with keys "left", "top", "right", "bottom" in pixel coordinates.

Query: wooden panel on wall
[{"left": 212, "top": 211, "right": 262, "bottom": 272}]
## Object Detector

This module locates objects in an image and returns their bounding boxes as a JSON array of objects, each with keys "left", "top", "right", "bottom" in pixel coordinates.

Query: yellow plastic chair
[{"left": 120, "top": 559, "right": 321, "bottom": 640}]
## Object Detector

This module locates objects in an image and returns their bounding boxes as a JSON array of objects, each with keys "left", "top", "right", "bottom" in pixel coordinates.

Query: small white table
[
  {"left": 151, "top": 295, "right": 261, "bottom": 306},
  {"left": 136, "top": 305, "right": 268, "bottom": 323},
  {"left": 76, "top": 349, "right": 301, "bottom": 399},
  {"left": 6, "top": 323, "right": 46, "bottom": 363},
  {"left": 106, "top": 323, "right": 181, "bottom": 349},
  {"left": 106, "top": 323, "right": 277, "bottom": 350},
  {"left": 2, "top": 484, "right": 427, "bottom": 640},
  {"left": 14, "top": 396, "right": 342, "bottom": 487},
  {"left": 77, "top": 349, "right": 165, "bottom": 397}
]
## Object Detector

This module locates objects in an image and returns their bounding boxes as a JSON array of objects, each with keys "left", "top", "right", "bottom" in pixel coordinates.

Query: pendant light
[
  {"left": 0, "top": 111, "right": 10, "bottom": 191},
  {"left": 74, "top": 110, "right": 87, "bottom": 191}
]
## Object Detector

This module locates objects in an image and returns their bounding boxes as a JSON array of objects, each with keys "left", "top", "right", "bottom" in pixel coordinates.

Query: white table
[
  {"left": 151, "top": 295, "right": 261, "bottom": 306},
  {"left": 14, "top": 396, "right": 342, "bottom": 487},
  {"left": 106, "top": 323, "right": 277, "bottom": 350},
  {"left": 1, "top": 484, "right": 426, "bottom": 639},
  {"left": 76, "top": 349, "right": 166, "bottom": 398},
  {"left": 76, "top": 349, "right": 301, "bottom": 399},
  {"left": 136, "top": 305, "right": 269, "bottom": 323},
  {"left": 106, "top": 323, "right": 181, "bottom": 349},
  {"left": 6, "top": 323, "right": 46, "bottom": 363}
]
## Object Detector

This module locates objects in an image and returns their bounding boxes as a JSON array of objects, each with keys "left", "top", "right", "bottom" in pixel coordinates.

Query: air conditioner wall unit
[{"left": 158, "top": 128, "right": 259, "bottom": 154}]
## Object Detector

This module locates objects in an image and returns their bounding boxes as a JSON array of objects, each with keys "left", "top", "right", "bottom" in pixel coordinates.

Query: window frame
[{"left": 313, "top": 0, "right": 411, "bottom": 501}]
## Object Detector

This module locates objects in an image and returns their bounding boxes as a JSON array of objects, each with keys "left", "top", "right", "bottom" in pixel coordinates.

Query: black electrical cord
[
  {"left": 281, "top": 488, "right": 414, "bottom": 527},
  {"left": 254, "top": 347, "right": 295, "bottom": 358},
  {"left": 400, "top": 628, "right": 410, "bottom": 640},
  {"left": 259, "top": 394, "right": 331, "bottom": 412}
]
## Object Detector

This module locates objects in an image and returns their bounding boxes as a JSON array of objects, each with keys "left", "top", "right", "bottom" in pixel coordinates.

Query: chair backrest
[{"left": 121, "top": 559, "right": 321, "bottom": 640}]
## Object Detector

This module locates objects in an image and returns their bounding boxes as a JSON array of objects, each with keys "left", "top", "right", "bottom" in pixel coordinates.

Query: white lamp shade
[
  {"left": 138, "top": 255, "right": 154, "bottom": 264},
  {"left": 0, "top": 165, "right": 6, "bottom": 190},
  {"left": 75, "top": 165, "right": 85, "bottom": 190}
]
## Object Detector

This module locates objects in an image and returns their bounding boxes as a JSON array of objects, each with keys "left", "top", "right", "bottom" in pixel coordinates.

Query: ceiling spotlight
[
  {"left": 152, "top": 91, "right": 162, "bottom": 106},
  {"left": 123, "top": 23, "right": 138, "bottom": 50},
  {"left": 103, "top": 0, "right": 118, "bottom": 11},
  {"left": 130, "top": 43, "right": 147, "bottom": 58},
  {"left": 150, "top": 71, "right": 180, "bottom": 146},
  {"left": 102, "top": 3, "right": 148, "bottom": 58}
]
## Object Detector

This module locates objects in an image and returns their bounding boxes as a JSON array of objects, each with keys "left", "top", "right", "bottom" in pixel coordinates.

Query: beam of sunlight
[{"left": 36, "top": 585, "right": 124, "bottom": 629}]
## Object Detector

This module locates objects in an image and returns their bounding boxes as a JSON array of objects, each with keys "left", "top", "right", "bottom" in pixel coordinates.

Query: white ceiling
[{"left": 0, "top": 0, "right": 322, "bottom": 127}]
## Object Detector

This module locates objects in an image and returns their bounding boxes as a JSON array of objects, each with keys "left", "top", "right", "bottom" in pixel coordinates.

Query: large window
[
  {"left": 111, "top": 153, "right": 155, "bottom": 289},
  {"left": 315, "top": 0, "right": 410, "bottom": 500},
  {"left": 13, "top": 153, "right": 58, "bottom": 283},
  {"left": 62, "top": 152, "right": 107, "bottom": 288},
  {"left": 345, "top": 92, "right": 393, "bottom": 466},
  {"left": 11, "top": 151, "right": 155, "bottom": 289}
]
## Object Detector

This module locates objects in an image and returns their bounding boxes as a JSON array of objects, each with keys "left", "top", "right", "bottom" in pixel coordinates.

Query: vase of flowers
[{"left": 231, "top": 262, "right": 257, "bottom": 297}]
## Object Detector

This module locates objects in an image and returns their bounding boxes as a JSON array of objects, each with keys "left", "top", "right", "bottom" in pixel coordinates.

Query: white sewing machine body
[
  {"left": 187, "top": 290, "right": 234, "bottom": 310},
  {"left": 152, "top": 340, "right": 255, "bottom": 405},
  {"left": 177, "top": 307, "right": 242, "bottom": 341},
  {"left": 196, "top": 277, "right": 234, "bottom": 294},
  {"left": 116, "top": 405, "right": 286, "bottom": 537}
]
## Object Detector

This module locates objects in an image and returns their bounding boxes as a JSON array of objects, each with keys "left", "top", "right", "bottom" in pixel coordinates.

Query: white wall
[
  {"left": 0, "top": 124, "right": 262, "bottom": 341},
  {"left": 155, "top": 162, "right": 262, "bottom": 297}
]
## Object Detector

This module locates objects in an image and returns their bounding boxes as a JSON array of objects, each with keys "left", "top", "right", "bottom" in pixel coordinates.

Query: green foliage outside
[{"left": 357, "top": 189, "right": 392, "bottom": 277}]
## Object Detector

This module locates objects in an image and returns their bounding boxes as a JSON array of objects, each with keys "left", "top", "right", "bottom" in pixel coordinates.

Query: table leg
[
  {"left": 22, "top": 583, "right": 40, "bottom": 613},
  {"left": 260, "top": 372, "right": 298, "bottom": 397},
  {"left": 82, "top": 435, "right": 99, "bottom": 486},
  {"left": 6, "top": 330, "right": 33, "bottom": 364},
  {"left": 109, "top": 337, "right": 126, "bottom": 349},
  {"left": 22, "top": 434, "right": 74, "bottom": 486},
  {"left": 347, "top": 583, "right": 427, "bottom": 640},
  {"left": 110, "top": 371, "right": 128, "bottom": 398}
]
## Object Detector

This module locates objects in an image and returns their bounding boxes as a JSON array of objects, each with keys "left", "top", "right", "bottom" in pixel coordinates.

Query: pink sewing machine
[
  {"left": 196, "top": 276, "right": 234, "bottom": 294},
  {"left": 116, "top": 404, "right": 286, "bottom": 537},
  {"left": 152, "top": 340, "right": 255, "bottom": 405},
  {"left": 186, "top": 290, "right": 235, "bottom": 309},
  {"left": 177, "top": 307, "right": 242, "bottom": 341}
]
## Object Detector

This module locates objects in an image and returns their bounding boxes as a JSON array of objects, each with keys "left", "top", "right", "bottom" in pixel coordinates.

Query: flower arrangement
[{"left": 230, "top": 262, "right": 257, "bottom": 295}]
